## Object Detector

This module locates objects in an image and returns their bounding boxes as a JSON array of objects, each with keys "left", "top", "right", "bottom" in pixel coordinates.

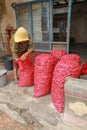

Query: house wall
[
  {"left": 1, "top": 0, "right": 15, "bottom": 33},
  {"left": 71, "top": 2, "right": 87, "bottom": 43},
  {"left": 1, "top": 0, "right": 87, "bottom": 42},
  {"left": 1, "top": 0, "right": 32, "bottom": 33}
]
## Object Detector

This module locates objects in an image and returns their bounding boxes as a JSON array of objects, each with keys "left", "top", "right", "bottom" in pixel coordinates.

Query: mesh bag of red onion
[
  {"left": 34, "top": 53, "right": 57, "bottom": 98},
  {"left": 51, "top": 59, "right": 81, "bottom": 113},
  {"left": 17, "top": 55, "right": 34, "bottom": 87}
]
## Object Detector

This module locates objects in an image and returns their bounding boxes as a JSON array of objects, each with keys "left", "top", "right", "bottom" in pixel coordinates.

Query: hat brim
[{"left": 14, "top": 38, "right": 29, "bottom": 43}]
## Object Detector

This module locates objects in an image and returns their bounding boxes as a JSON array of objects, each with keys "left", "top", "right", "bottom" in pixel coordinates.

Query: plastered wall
[
  {"left": 71, "top": 2, "right": 87, "bottom": 43},
  {"left": 1, "top": 0, "right": 87, "bottom": 43},
  {"left": 1, "top": 0, "right": 32, "bottom": 33}
]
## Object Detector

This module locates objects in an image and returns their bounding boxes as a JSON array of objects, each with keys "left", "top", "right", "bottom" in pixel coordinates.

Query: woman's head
[{"left": 14, "top": 27, "right": 29, "bottom": 43}]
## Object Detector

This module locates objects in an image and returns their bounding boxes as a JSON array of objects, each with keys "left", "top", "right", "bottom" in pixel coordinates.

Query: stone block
[{"left": 63, "top": 77, "right": 87, "bottom": 129}]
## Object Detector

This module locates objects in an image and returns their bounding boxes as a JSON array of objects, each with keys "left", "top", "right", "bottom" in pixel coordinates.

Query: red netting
[
  {"left": 51, "top": 60, "right": 81, "bottom": 113},
  {"left": 80, "top": 61, "right": 87, "bottom": 74},
  {"left": 16, "top": 55, "right": 34, "bottom": 87},
  {"left": 50, "top": 49, "right": 66, "bottom": 60},
  {"left": 61, "top": 54, "right": 81, "bottom": 65},
  {"left": 34, "top": 53, "right": 57, "bottom": 98}
]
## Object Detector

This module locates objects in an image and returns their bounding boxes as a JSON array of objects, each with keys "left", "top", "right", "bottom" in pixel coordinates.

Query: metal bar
[
  {"left": 51, "top": 42, "right": 67, "bottom": 44},
  {"left": 14, "top": 6, "right": 19, "bottom": 28},
  {"left": 14, "top": 0, "right": 48, "bottom": 6},
  {"left": 49, "top": 0, "right": 53, "bottom": 51},
  {"left": 33, "top": 41, "right": 67, "bottom": 44},
  {"left": 35, "top": 49, "right": 51, "bottom": 52},
  {"left": 66, "top": 0, "right": 72, "bottom": 53},
  {"left": 49, "top": 0, "right": 53, "bottom": 42},
  {"left": 29, "top": 4, "right": 33, "bottom": 38}
]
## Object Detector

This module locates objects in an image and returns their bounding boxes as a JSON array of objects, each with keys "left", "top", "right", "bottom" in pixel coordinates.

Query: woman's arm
[{"left": 20, "top": 36, "right": 34, "bottom": 61}]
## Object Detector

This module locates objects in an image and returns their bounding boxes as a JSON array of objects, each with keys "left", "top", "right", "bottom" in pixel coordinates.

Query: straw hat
[{"left": 14, "top": 27, "right": 29, "bottom": 42}]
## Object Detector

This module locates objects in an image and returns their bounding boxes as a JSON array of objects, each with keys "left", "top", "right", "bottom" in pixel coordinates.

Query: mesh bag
[
  {"left": 50, "top": 49, "right": 66, "bottom": 60},
  {"left": 17, "top": 55, "right": 34, "bottom": 87},
  {"left": 34, "top": 53, "right": 57, "bottom": 98},
  {"left": 61, "top": 54, "right": 81, "bottom": 65},
  {"left": 80, "top": 61, "right": 87, "bottom": 75},
  {"left": 51, "top": 60, "right": 81, "bottom": 113}
]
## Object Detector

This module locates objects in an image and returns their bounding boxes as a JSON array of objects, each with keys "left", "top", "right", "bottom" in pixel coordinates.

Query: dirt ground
[
  {"left": 0, "top": 49, "right": 87, "bottom": 130},
  {"left": 0, "top": 110, "right": 33, "bottom": 130}
]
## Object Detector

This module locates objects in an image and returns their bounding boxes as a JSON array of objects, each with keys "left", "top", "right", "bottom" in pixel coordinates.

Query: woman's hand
[
  {"left": 20, "top": 48, "right": 33, "bottom": 61},
  {"left": 20, "top": 53, "right": 27, "bottom": 61},
  {"left": 15, "top": 58, "right": 20, "bottom": 61}
]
